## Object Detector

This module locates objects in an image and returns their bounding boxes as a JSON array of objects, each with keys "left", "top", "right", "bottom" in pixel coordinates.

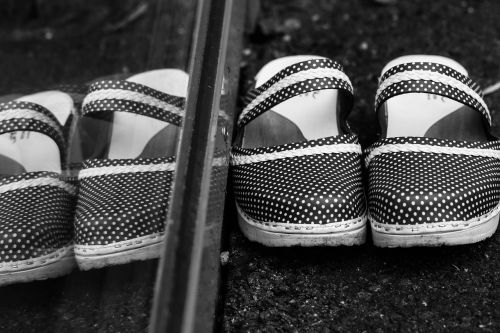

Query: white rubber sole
[
  {"left": 75, "top": 233, "right": 164, "bottom": 270},
  {"left": 237, "top": 204, "right": 367, "bottom": 247},
  {"left": 371, "top": 212, "right": 499, "bottom": 248},
  {"left": 0, "top": 245, "right": 75, "bottom": 286}
]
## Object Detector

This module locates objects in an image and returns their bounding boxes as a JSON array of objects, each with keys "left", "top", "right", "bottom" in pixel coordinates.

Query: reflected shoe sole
[
  {"left": 237, "top": 204, "right": 367, "bottom": 247},
  {"left": 370, "top": 210, "right": 500, "bottom": 248},
  {"left": 0, "top": 245, "right": 76, "bottom": 286},
  {"left": 74, "top": 233, "right": 164, "bottom": 270}
]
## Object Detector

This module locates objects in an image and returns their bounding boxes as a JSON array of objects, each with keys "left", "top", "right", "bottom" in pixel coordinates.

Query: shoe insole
[
  {"left": 107, "top": 69, "right": 188, "bottom": 159},
  {"left": 379, "top": 55, "right": 488, "bottom": 141},
  {"left": 0, "top": 91, "right": 73, "bottom": 177},
  {"left": 242, "top": 55, "right": 341, "bottom": 149}
]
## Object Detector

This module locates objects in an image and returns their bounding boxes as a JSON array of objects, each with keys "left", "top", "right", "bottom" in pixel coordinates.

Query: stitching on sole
[
  {"left": 369, "top": 203, "right": 500, "bottom": 234},
  {"left": 74, "top": 233, "right": 164, "bottom": 254},
  {"left": 0, "top": 244, "right": 73, "bottom": 272},
  {"left": 237, "top": 203, "right": 367, "bottom": 233}
]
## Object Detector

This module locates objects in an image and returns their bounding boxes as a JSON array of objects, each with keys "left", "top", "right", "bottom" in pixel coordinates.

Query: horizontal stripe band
[
  {"left": 78, "top": 163, "right": 176, "bottom": 179},
  {"left": 239, "top": 68, "right": 353, "bottom": 125},
  {"left": 376, "top": 70, "right": 490, "bottom": 122},
  {"left": 231, "top": 143, "right": 361, "bottom": 166},
  {"left": 0, "top": 177, "right": 76, "bottom": 195},
  {"left": 83, "top": 89, "right": 184, "bottom": 117},
  {"left": 0, "top": 109, "right": 63, "bottom": 139},
  {"left": 366, "top": 143, "right": 500, "bottom": 166}
]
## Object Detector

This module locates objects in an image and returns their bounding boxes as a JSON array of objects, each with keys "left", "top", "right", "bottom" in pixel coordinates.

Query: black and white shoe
[
  {"left": 74, "top": 69, "right": 187, "bottom": 269},
  {"left": 231, "top": 55, "right": 367, "bottom": 247},
  {"left": 367, "top": 55, "right": 500, "bottom": 247},
  {"left": 0, "top": 94, "right": 76, "bottom": 286}
]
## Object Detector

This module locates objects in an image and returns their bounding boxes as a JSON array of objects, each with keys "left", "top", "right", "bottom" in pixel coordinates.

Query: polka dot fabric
[
  {"left": 375, "top": 62, "right": 490, "bottom": 124},
  {"left": 367, "top": 137, "right": 500, "bottom": 226},
  {"left": 83, "top": 80, "right": 185, "bottom": 126},
  {"left": 238, "top": 58, "right": 353, "bottom": 128},
  {"left": 0, "top": 101, "right": 62, "bottom": 125},
  {"left": 75, "top": 77, "right": 183, "bottom": 267},
  {"left": 242, "top": 58, "right": 346, "bottom": 105},
  {"left": 0, "top": 101, "right": 76, "bottom": 281},
  {"left": 375, "top": 80, "right": 490, "bottom": 125},
  {"left": 0, "top": 172, "right": 75, "bottom": 262},
  {"left": 74, "top": 157, "right": 173, "bottom": 245},
  {"left": 378, "top": 62, "right": 482, "bottom": 95},
  {"left": 232, "top": 135, "right": 366, "bottom": 225},
  {"left": 231, "top": 57, "right": 366, "bottom": 245},
  {"left": 368, "top": 59, "right": 500, "bottom": 245},
  {"left": 0, "top": 101, "right": 67, "bottom": 164}
]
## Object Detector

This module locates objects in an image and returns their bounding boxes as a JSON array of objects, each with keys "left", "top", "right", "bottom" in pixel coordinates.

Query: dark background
[{"left": 222, "top": 0, "right": 500, "bottom": 332}]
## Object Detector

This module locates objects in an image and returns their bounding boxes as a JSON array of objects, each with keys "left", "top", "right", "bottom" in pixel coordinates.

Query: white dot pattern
[
  {"left": 232, "top": 135, "right": 366, "bottom": 224},
  {"left": 367, "top": 137, "right": 500, "bottom": 225},
  {"left": 379, "top": 62, "right": 482, "bottom": 95},
  {"left": 75, "top": 78, "right": 183, "bottom": 248},
  {"left": 0, "top": 172, "right": 75, "bottom": 262},
  {"left": 74, "top": 157, "right": 174, "bottom": 245},
  {"left": 0, "top": 100, "right": 74, "bottom": 268},
  {"left": 375, "top": 62, "right": 490, "bottom": 124},
  {"left": 0, "top": 101, "right": 66, "bottom": 164},
  {"left": 243, "top": 58, "right": 345, "bottom": 102},
  {"left": 83, "top": 80, "right": 185, "bottom": 126},
  {"left": 369, "top": 60, "right": 500, "bottom": 228},
  {"left": 238, "top": 58, "right": 353, "bottom": 128},
  {"left": 232, "top": 57, "right": 365, "bottom": 228}
]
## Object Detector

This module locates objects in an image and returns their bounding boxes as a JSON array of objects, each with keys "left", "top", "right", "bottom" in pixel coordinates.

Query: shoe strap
[
  {"left": 238, "top": 58, "right": 354, "bottom": 128},
  {"left": 375, "top": 61, "right": 491, "bottom": 125},
  {"left": 82, "top": 80, "right": 185, "bottom": 126},
  {"left": 0, "top": 101, "right": 66, "bottom": 162}
]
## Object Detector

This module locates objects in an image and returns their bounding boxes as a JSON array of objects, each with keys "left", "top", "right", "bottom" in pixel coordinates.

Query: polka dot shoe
[
  {"left": 74, "top": 69, "right": 186, "bottom": 269},
  {"left": 231, "top": 56, "right": 367, "bottom": 247},
  {"left": 367, "top": 55, "right": 500, "bottom": 247},
  {"left": 0, "top": 99, "right": 76, "bottom": 286}
]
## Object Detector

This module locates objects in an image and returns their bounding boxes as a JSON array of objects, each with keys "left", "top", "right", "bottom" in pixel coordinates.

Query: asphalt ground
[{"left": 221, "top": 0, "right": 500, "bottom": 332}]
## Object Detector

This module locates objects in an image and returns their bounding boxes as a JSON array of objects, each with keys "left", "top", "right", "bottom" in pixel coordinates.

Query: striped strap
[
  {"left": 238, "top": 58, "right": 353, "bottom": 128},
  {"left": 375, "top": 62, "right": 491, "bottom": 125},
  {"left": 82, "top": 80, "right": 185, "bottom": 126},
  {"left": 0, "top": 101, "right": 66, "bottom": 163}
]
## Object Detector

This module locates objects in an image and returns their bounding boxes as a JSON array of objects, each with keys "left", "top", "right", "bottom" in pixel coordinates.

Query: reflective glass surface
[{"left": 0, "top": 1, "right": 195, "bottom": 331}]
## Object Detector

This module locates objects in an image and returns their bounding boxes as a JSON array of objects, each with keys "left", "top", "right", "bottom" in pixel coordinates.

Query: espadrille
[
  {"left": 0, "top": 92, "right": 76, "bottom": 286},
  {"left": 74, "top": 69, "right": 187, "bottom": 270},
  {"left": 231, "top": 55, "right": 367, "bottom": 247},
  {"left": 367, "top": 55, "right": 500, "bottom": 247}
]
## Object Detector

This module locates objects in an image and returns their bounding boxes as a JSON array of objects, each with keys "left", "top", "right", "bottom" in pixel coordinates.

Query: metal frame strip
[{"left": 149, "top": 0, "right": 234, "bottom": 332}]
